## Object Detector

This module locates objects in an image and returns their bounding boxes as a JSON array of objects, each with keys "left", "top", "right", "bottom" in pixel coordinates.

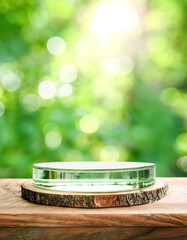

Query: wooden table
[{"left": 0, "top": 178, "right": 186, "bottom": 240}]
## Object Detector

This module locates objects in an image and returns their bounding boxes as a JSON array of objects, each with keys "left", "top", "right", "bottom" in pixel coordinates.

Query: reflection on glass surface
[{"left": 33, "top": 162, "right": 156, "bottom": 192}]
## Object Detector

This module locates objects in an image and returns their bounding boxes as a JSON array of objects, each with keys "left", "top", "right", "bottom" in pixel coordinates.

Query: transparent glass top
[{"left": 33, "top": 162, "right": 156, "bottom": 193}]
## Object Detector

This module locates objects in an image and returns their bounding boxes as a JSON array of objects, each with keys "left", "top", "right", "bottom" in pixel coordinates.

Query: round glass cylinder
[{"left": 33, "top": 162, "right": 156, "bottom": 192}]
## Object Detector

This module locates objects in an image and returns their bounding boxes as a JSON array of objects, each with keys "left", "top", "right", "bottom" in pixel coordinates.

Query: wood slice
[{"left": 21, "top": 180, "right": 168, "bottom": 208}]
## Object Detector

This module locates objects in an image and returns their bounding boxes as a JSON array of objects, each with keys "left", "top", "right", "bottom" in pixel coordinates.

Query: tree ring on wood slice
[{"left": 21, "top": 179, "right": 168, "bottom": 208}]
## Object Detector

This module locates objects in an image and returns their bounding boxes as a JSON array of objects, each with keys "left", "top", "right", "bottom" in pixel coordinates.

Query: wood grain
[
  {"left": 0, "top": 178, "right": 186, "bottom": 228},
  {"left": 0, "top": 227, "right": 187, "bottom": 240},
  {"left": 21, "top": 179, "right": 168, "bottom": 208}
]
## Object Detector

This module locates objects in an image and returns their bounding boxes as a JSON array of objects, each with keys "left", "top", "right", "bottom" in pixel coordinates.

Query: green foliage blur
[{"left": 0, "top": 0, "right": 186, "bottom": 178}]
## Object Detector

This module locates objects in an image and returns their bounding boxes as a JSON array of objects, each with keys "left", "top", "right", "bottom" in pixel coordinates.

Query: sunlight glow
[
  {"left": 38, "top": 81, "right": 56, "bottom": 99},
  {"left": 90, "top": 0, "right": 140, "bottom": 38}
]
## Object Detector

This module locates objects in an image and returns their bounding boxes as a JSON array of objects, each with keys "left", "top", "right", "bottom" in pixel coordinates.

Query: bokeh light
[
  {"left": 45, "top": 131, "right": 62, "bottom": 149},
  {"left": 58, "top": 84, "right": 73, "bottom": 97},
  {"left": 0, "top": 102, "right": 5, "bottom": 117},
  {"left": 43, "top": 122, "right": 59, "bottom": 135},
  {"left": 102, "top": 57, "right": 121, "bottom": 76},
  {"left": 65, "top": 149, "right": 83, "bottom": 162},
  {"left": 47, "top": 36, "right": 66, "bottom": 55},
  {"left": 177, "top": 156, "right": 187, "bottom": 172},
  {"left": 0, "top": 0, "right": 186, "bottom": 178},
  {"left": 79, "top": 115, "right": 100, "bottom": 134},
  {"left": 38, "top": 81, "right": 56, "bottom": 99},
  {"left": 90, "top": 0, "right": 140, "bottom": 38},
  {"left": 120, "top": 56, "right": 134, "bottom": 74},
  {"left": 23, "top": 94, "right": 41, "bottom": 111},
  {"left": 0, "top": 86, "right": 3, "bottom": 99},
  {"left": 75, "top": 38, "right": 94, "bottom": 57},
  {"left": 161, "top": 88, "right": 181, "bottom": 107},
  {"left": 147, "top": 37, "right": 167, "bottom": 53},
  {"left": 59, "top": 65, "right": 77, "bottom": 83},
  {"left": 30, "top": 11, "right": 48, "bottom": 28},
  {"left": 1, "top": 73, "right": 21, "bottom": 92},
  {"left": 176, "top": 133, "right": 187, "bottom": 153},
  {"left": 100, "top": 146, "right": 119, "bottom": 161}
]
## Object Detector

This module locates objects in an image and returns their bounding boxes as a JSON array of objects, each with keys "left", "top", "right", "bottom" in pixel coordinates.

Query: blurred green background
[{"left": 0, "top": 0, "right": 186, "bottom": 178}]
